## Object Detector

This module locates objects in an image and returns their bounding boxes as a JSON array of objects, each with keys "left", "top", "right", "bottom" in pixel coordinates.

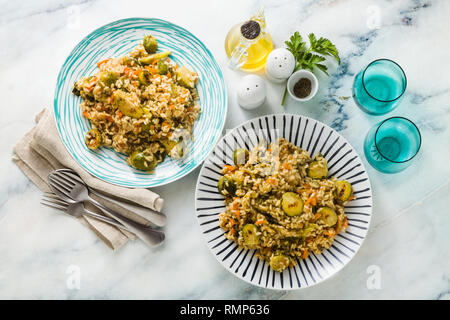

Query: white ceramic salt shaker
[
  {"left": 236, "top": 75, "right": 266, "bottom": 110},
  {"left": 265, "top": 48, "right": 296, "bottom": 83}
]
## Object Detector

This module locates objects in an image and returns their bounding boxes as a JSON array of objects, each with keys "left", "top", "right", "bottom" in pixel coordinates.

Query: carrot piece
[
  {"left": 223, "top": 165, "right": 236, "bottom": 173},
  {"left": 84, "top": 76, "right": 97, "bottom": 90},
  {"left": 232, "top": 202, "right": 239, "bottom": 210},
  {"left": 145, "top": 65, "right": 157, "bottom": 74},
  {"left": 255, "top": 219, "right": 266, "bottom": 225},
  {"left": 347, "top": 194, "right": 356, "bottom": 201},
  {"left": 82, "top": 111, "right": 91, "bottom": 119},
  {"left": 229, "top": 228, "right": 235, "bottom": 236},
  {"left": 343, "top": 217, "right": 348, "bottom": 230},
  {"left": 97, "top": 58, "right": 110, "bottom": 68},
  {"left": 117, "top": 111, "right": 123, "bottom": 118},
  {"left": 305, "top": 192, "right": 317, "bottom": 206},
  {"left": 266, "top": 178, "right": 276, "bottom": 185},
  {"left": 283, "top": 162, "right": 291, "bottom": 170},
  {"left": 312, "top": 213, "right": 321, "bottom": 221},
  {"left": 302, "top": 250, "right": 309, "bottom": 259},
  {"left": 123, "top": 67, "right": 131, "bottom": 77},
  {"left": 235, "top": 210, "right": 240, "bottom": 220}
]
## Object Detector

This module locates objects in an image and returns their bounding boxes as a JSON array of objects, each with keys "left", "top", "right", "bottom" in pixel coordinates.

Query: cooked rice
[
  {"left": 218, "top": 138, "right": 354, "bottom": 272},
  {"left": 72, "top": 38, "right": 200, "bottom": 172}
]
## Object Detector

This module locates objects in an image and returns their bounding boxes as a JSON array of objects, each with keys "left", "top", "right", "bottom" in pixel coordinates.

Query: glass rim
[
  {"left": 362, "top": 58, "right": 407, "bottom": 103},
  {"left": 374, "top": 116, "right": 421, "bottom": 163}
]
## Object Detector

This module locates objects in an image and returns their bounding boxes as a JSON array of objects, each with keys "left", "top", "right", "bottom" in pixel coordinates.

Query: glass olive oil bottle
[{"left": 225, "top": 8, "right": 273, "bottom": 71}]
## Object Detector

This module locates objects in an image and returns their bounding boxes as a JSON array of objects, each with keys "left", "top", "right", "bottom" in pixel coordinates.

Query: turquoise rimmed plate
[{"left": 54, "top": 18, "right": 227, "bottom": 188}]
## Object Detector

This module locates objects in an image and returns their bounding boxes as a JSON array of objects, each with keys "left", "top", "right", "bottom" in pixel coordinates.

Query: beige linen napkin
[{"left": 12, "top": 108, "right": 164, "bottom": 250}]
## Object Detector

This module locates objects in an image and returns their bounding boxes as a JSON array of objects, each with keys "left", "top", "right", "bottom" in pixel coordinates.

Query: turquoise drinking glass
[
  {"left": 364, "top": 117, "right": 421, "bottom": 173},
  {"left": 353, "top": 59, "right": 407, "bottom": 115}
]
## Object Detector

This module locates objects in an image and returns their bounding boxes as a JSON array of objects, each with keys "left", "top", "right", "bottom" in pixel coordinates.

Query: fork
[
  {"left": 41, "top": 193, "right": 133, "bottom": 233},
  {"left": 53, "top": 169, "right": 166, "bottom": 227},
  {"left": 47, "top": 172, "right": 165, "bottom": 247}
]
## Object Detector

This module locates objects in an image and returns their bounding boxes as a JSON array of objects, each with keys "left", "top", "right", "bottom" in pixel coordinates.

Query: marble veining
[{"left": 0, "top": 0, "right": 449, "bottom": 299}]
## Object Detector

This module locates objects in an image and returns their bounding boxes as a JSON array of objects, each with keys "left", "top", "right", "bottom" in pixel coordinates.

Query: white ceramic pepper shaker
[
  {"left": 236, "top": 75, "right": 266, "bottom": 110},
  {"left": 265, "top": 48, "right": 296, "bottom": 83}
]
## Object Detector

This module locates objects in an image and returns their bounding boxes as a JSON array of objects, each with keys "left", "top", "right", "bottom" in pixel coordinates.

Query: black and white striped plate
[{"left": 195, "top": 114, "right": 372, "bottom": 290}]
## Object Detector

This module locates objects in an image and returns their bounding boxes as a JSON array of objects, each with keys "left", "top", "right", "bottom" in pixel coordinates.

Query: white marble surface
[{"left": 0, "top": 0, "right": 449, "bottom": 299}]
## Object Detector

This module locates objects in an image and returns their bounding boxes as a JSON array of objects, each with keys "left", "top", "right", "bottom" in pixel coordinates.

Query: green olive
[
  {"left": 156, "top": 60, "right": 168, "bottom": 75},
  {"left": 317, "top": 207, "right": 338, "bottom": 227},
  {"left": 129, "top": 150, "right": 157, "bottom": 171},
  {"left": 138, "top": 69, "right": 152, "bottom": 86},
  {"left": 269, "top": 255, "right": 290, "bottom": 272},
  {"left": 85, "top": 129, "right": 102, "bottom": 150},
  {"left": 242, "top": 224, "right": 259, "bottom": 246},
  {"left": 335, "top": 180, "right": 353, "bottom": 202},
  {"left": 143, "top": 35, "right": 158, "bottom": 54},
  {"left": 113, "top": 90, "right": 143, "bottom": 118},
  {"left": 233, "top": 148, "right": 249, "bottom": 165},
  {"left": 217, "top": 176, "right": 236, "bottom": 196},
  {"left": 308, "top": 160, "right": 328, "bottom": 179},
  {"left": 281, "top": 192, "right": 304, "bottom": 216},
  {"left": 99, "top": 71, "right": 118, "bottom": 86}
]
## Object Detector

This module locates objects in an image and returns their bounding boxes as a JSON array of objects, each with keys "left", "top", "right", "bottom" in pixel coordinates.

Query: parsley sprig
[{"left": 281, "top": 32, "right": 340, "bottom": 106}]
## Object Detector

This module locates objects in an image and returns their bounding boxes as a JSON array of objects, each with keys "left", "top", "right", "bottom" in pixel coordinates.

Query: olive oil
[{"left": 224, "top": 8, "right": 273, "bottom": 72}]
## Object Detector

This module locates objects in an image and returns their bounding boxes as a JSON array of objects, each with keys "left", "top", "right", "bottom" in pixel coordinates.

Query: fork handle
[
  {"left": 90, "top": 189, "right": 166, "bottom": 227},
  {"left": 82, "top": 208, "right": 133, "bottom": 233},
  {"left": 88, "top": 198, "right": 165, "bottom": 247}
]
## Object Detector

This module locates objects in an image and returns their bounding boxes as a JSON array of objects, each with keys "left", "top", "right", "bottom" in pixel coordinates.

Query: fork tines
[
  {"left": 47, "top": 174, "right": 74, "bottom": 197},
  {"left": 40, "top": 192, "right": 69, "bottom": 211},
  {"left": 54, "top": 169, "right": 84, "bottom": 184}
]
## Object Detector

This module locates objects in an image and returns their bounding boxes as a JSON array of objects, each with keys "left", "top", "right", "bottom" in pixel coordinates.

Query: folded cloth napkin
[{"left": 12, "top": 108, "right": 164, "bottom": 250}]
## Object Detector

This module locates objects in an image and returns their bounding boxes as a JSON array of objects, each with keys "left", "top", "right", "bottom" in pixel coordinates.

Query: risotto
[
  {"left": 218, "top": 138, "right": 355, "bottom": 272},
  {"left": 72, "top": 35, "right": 200, "bottom": 172}
]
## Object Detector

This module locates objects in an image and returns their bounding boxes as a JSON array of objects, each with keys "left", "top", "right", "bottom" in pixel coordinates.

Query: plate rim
[
  {"left": 53, "top": 17, "right": 228, "bottom": 188},
  {"left": 194, "top": 113, "right": 373, "bottom": 290}
]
